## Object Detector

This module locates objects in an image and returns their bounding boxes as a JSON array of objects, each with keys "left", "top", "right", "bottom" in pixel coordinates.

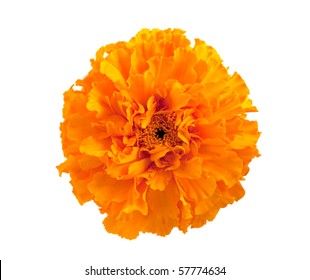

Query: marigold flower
[{"left": 57, "top": 28, "right": 260, "bottom": 239}]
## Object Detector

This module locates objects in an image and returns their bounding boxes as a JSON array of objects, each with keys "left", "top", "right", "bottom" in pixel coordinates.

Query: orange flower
[{"left": 57, "top": 28, "right": 260, "bottom": 239}]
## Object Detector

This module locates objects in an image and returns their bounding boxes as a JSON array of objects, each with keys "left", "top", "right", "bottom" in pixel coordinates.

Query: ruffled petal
[
  {"left": 147, "top": 56, "right": 174, "bottom": 87},
  {"left": 127, "top": 71, "right": 155, "bottom": 106},
  {"left": 204, "top": 152, "right": 244, "bottom": 187},
  {"left": 128, "top": 158, "right": 152, "bottom": 177},
  {"left": 87, "top": 171, "right": 133, "bottom": 206},
  {"left": 144, "top": 180, "right": 180, "bottom": 236},
  {"left": 172, "top": 47, "right": 198, "bottom": 84},
  {"left": 100, "top": 60, "right": 127, "bottom": 89},
  {"left": 164, "top": 80, "right": 191, "bottom": 111},
  {"left": 173, "top": 157, "right": 203, "bottom": 179},
  {"left": 80, "top": 136, "right": 107, "bottom": 157},
  {"left": 146, "top": 169, "right": 172, "bottom": 191},
  {"left": 86, "top": 77, "right": 116, "bottom": 117},
  {"left": 103, "top": 211, "right": 146, "bottom": 240}
]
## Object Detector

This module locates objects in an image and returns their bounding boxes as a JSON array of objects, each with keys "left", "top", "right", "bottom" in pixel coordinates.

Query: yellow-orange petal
[
  {"left": 106, "top": 48, "right": 131, "bottom": 81},
  {"left": 194, "top": 39, "right": 228, "bottom": 84},
  {"left": 100, "top": 60, "right": 127, "bottom": 89}
]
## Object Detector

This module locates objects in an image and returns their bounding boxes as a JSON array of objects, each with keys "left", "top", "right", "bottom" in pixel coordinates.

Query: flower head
[{"left": 57, "top": 28, "right": 260, "bottom": 239}]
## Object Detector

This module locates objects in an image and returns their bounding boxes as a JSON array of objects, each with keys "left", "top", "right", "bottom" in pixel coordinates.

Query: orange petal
[
  {"left": 172, "top": 47, "right": 198, "bottom": 84},
  {"left": 103, "top": 211, "right": 147, "bottom": 240},
  {"left": 127, "top": 71, "right": 155, "bottom": 106},
  {"left": 204, "top": 152, "right": 243, "bottom": 187},
  {"left": 165, "top": 80, "right": 191, "bottom": 110},
  {"left": 86, "top": 78, "right": 115, "bottom": 117},
  {"left": 194, "top": 39, "right": 227, "bottom": 83},
  {"left": 79, "top": 136, "right": 107, "bottom": 157},
  {"left": 144, "top": 180, "right": 180, "bottom": 236},
  {"left": 100, "top": 60, "right": 127, "bottom": 89},
  {"left": 149, "top": 145, "right": 170, "bottom": 161},
  {"left": 115, "top": 147, "right": 139, "bottom": 164},
  {"left": 174, "top": 157, "right": 203, "bottom": 179},
  {"left": 176, "top": 175, "right": 217, "bottom": 203},
  {"left": 230, "top": 120, "right": 260, "bottom": 149},
  {"left": 147, "top": 169, "right": 172, "bottom": 191},
  {"left": 66, "top": 113, "right": 95, "bottom": 142},
  {"left": 71, "top": 178, "right": 94, "bottom": 205},
  {"left": 178, "top": 195, "right": 193, "bottom": 233},
  {"left": 106, "top": 161, "right": 131, "bottom": 179},
  {"left": 147, "top": 56, "right": 174, "bottom": 87},
  {"left": 177, "top": 110, "right": 195, "bottom": 144},
  {"left": 210, "top": 95, "right": 244, "bottom": 121},
  {"left": 57, "top": 155, "right": 94, "bottom": 205},
  {"left": 122, "top": 181, "right": 148, "bottom": 215},
  {"left": 56, "top": 155, "right": 75, "bottom": 175},
  {"left": 62, "top": 87, "right": 88, "bottom": 117},
  {"left": 140, "top": 96, "right": 157, "bottom": 128},
  {"left": 106, "top": 48, "right": 131, "bottom": 81},
  {"left": 87, "top": 171, "right": 133, "bottom": 205},
  {"left": 194, "top": 39, "right": 222, "bottom": 64},
  {"left": 228, "top": 72, "right": 257, "bottom": 112},
  {"left": 130, "top": 41, "right": 156, "bottom": 74},
  {"left": 128, "top": 158, "right": 151, "bottom": 177},
  {"left": 78, "top": 155, "right": 103, "bottom": 170},
  {"left": 195, "top": 119, "right": 226, "bottom": 139},
  {"left": 199, "top": 138, "right": 227, "bottom": 159}
]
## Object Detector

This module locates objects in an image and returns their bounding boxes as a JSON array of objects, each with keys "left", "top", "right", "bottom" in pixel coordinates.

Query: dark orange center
[{"left": 137, "top": 112, "right": 182, "bottom": 149}]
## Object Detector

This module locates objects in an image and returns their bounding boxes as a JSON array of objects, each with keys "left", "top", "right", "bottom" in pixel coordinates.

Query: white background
[{"left": 1, "top": 0, "right": 309, "bottom": 279}]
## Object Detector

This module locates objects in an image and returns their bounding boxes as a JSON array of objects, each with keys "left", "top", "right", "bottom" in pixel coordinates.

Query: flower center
[
  {"left": 137, "top": 112, "right": 182, "bottom": 149},
  {"left": 155, "top": 129, "right": 166, "bottom": 139}
]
